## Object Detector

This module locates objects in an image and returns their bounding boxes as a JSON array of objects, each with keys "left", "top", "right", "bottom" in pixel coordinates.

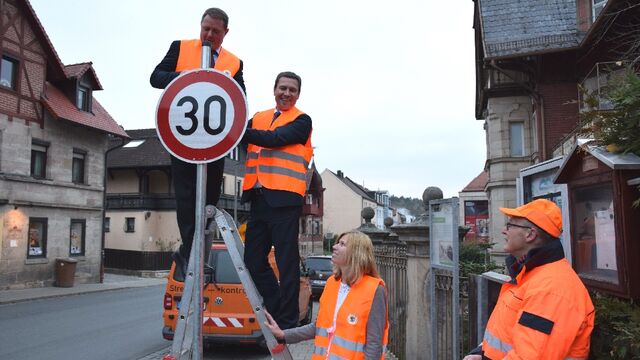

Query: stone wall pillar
[
  {"left": 392, "top": 222, "right": 430, "bottom": 359},
  {"left": 392, "top": 186, "right": 442, "bottom": 359}
]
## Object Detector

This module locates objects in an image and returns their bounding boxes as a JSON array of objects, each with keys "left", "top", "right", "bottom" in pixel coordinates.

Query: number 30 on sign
[{"left": 155, "top": 69, "right": 248, "bottom": 163}]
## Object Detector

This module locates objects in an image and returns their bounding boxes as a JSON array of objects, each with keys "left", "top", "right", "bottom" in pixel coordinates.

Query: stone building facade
[
  {"left": 473, "top": 0, "right": 622, "bottom": 253},
  {"left": 0, "top": 0, "right": 127, "bottom": 289}
]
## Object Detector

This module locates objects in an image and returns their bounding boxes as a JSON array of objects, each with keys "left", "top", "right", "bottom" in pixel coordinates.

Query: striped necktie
[
  {"left": 212, "top": 50, "right": 218, "bottom": 68},
  {"left": 272, "top": 110, "right": 281, "bottom": 123}
]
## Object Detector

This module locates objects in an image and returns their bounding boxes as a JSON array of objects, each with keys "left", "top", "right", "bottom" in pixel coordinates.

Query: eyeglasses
[{"left": 505, "top": 222, "right": 532, "bottom": 231}]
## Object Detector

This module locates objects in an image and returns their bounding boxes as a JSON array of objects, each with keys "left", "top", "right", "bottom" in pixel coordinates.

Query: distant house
[
  {"left": 0, "top": 0, "right": 128, "bottom": 289},
  {"left": 458, "top": 171, "right": 489, "bottom": 242},
  {"left": 373, "top": 190, "right": 391, "bottom": 229},
  {"left": 396, "top": 208, "right": 415, "bottom": 224},
  {"left": 299, "top": 164, "right": 324, "bottom": 256},
  {"left": 104, "top": 129, "right": 248, "bottom": 272},
  {"left": 105, "top": 129, "right": 325, "bottom": 268},
  {"left": 320, "top": 169, "right": 379, "bottom": 237}
]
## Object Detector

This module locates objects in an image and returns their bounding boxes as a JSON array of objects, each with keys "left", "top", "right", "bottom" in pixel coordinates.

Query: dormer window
[{"left": 77, "top": 85, "right": 90, "bottom": 111}]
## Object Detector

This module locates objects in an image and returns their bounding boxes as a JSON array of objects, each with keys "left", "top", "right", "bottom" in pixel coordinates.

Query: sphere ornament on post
[
  {"left": 422, "top": 186, "right": 444, "bottom": 206},
  {"left": 361, "top": 207, "right": 375, "bottom": 224},
  {"left": 414, "top": 186, "right": 443, "bottom": 224},
  {"left": 384, "top": 217, "right": 394, "bottom": 229}
]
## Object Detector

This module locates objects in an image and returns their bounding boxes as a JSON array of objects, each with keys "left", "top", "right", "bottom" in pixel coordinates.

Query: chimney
[
  {"left": 337, "top": 170, "right": 343, "bottom": 179},
  {"left": 576, "top": 0, "right": 592, "bottom": 33}
]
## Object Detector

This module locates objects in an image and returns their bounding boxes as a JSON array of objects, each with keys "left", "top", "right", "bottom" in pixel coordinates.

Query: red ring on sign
[{"left": 156, "top": 70, "right": 247, "bottom": 163}]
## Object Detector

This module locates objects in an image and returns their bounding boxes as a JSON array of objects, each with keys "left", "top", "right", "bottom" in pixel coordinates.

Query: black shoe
[{"left": 172, "top": 250, "right": 188, "bottom": 276}]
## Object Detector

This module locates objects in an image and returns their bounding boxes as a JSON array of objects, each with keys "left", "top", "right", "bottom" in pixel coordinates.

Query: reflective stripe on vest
[
  {"left": 245, "top": 150, "right": 309, "bottom": 180},
  {"left": 313, "top": 328, "right": 366, "bottom": 354},
  {"left": 175, "top": 39, "right": 240, "bottom": 76},
  {"left": 260, "top": 149, "right": 309, "bottom": 167},
  {"left": 242, "top": 107, "right": 312, "bottom": 196},
  {"left": 483, "top": 328, "right": 513, "bottom": 354},
  {"left": 332, "top": 335, "right": 365, "bottom": 352}
]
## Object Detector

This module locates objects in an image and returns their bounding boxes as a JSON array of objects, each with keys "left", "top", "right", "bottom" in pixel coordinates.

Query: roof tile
[
  {"left": 479, "top": 0, "right": 580, "bottom": 58},
  {"left": 42, "top": 82, "right": 128, "bottom": 138},
  {"left": 461, "top": 171, "right": 488, "bottom": 192}
]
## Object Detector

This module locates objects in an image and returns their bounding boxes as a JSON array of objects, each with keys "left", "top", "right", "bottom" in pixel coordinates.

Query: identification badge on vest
[{"left": 347, "top": 314, "right": 358, "bottom": 325}]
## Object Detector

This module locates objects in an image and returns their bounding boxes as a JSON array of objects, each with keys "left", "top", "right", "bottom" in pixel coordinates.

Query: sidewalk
[{"left": 0, "top": 272, "right": 167, "bottom": 305}]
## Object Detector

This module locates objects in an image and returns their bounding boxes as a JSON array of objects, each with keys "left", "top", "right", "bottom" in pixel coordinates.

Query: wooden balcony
[
  {"left": 106, "top": 193, "right": 175, "bottom": 210},
  {"left": 106, "top": 193, "right": 249, "bottom": 213}
]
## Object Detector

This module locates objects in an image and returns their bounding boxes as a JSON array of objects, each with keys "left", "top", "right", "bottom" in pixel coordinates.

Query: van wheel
[{"left": 300, "top": 299, "right": 313, "bottom": 325}]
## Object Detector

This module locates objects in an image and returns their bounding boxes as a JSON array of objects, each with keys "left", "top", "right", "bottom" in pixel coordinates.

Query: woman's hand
[
  {"left": 264, "top": 310, "right": 285, "bottom": 340},
  {"left": 462, "top": 355, "right": 482, "bottom": 360}
]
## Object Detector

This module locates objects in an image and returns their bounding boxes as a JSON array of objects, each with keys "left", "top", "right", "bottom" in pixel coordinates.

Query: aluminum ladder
[{"left": 164, "top": 205, "right": 293, "bottom": 360}]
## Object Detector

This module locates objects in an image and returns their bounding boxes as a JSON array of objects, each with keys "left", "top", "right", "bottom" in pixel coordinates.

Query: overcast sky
[{"left": 29, "top": 0, "right": 486, "bottom": 199}]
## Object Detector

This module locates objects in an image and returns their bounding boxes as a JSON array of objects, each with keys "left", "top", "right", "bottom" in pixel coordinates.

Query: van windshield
[
  {"left": 213, "top": 250, "right": 241, "bottom": 284},
  {"left": 306, "top": 257, "right": 333, "bottom": 272},
  {"left": 172, "top": 249, "right": 241, "bottom": 284}
]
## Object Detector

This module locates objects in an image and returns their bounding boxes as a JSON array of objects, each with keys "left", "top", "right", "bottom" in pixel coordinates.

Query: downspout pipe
[
  {"left": 488, "top": 60, "right": 546, "bottom": 160},
  {"left": 100, "top": 135, "right": 127, "bottom": 283}
]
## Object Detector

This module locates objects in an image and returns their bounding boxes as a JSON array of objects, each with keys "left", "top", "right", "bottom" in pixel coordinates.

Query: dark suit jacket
[
  {"left": 150, "top": 40, "right": 245, "bottom": 93},
  {"left": 241, "top": 114, "right": 312, "bottom": 208}
]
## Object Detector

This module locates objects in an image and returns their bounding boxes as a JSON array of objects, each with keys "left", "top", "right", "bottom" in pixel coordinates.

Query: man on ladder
[
  {"left": 240, "top": 71, "right": 313, "bottom": 331},
  {"left": 150, "top": 7, "right": 246, "bottom": 276}
]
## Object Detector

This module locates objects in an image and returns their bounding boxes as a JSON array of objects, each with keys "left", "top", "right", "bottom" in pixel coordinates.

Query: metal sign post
[
  {"left": 156, "top": 41, "right": 247, "bottom": 360},
  {"left": 429, "top": 197, "right": 460, "bottom": 360}
]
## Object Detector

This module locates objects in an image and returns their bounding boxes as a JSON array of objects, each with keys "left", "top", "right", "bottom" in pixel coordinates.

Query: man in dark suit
[
  {"left": 241, "top": 71, "right": 313, "bottom": 329},
  {"left": 150, "top": 7, "right": 245, "bottom": 273}
]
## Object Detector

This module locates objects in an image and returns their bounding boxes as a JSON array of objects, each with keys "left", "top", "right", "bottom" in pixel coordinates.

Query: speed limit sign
[{"left": 155, "top": 69, "right": 248, "bottom": 163}]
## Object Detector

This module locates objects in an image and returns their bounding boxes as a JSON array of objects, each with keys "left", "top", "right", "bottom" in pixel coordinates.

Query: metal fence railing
[{"left": 373, "top": 238, "right": 407, "bottom": 360}]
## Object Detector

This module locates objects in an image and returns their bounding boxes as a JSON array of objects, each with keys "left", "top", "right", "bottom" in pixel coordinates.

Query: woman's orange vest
[
  {"left": 313, "top": 275, "right": 389, "bottom": 360},
  {"left": 175, "top": 39, "right": 240, "bottom": 75},
  {"left": 242, "top": 108, "right": 313, "bottom": 196},
  {"left": 482, "top": 258, "right": 594, "bottom": 359}
]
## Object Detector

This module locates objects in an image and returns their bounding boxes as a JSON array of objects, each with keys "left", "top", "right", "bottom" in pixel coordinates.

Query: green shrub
[
  {"left": 579, "top": 67, "right": 640, "bottom": 208},
  {"left": 459, "top": 241, "right": 502, "bottom": 278},
  {"left": 590, "top": 292, "right": 640, "bottom": 359}
]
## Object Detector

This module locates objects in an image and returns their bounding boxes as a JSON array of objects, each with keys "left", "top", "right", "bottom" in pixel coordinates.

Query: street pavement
[
  {"left": 0, "top": 273, "right": 397, "bottom": 360},
  {"left": 0, "top": 272, "right": 315, "bottom": 359}
]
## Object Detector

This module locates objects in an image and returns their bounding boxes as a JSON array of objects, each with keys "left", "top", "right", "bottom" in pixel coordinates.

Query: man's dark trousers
[
  {"left": 244, "top": 192, "right": 301, "bottom": 329},
  {"left": 171, "top": 155, "right": 224, "bottom": 260}
]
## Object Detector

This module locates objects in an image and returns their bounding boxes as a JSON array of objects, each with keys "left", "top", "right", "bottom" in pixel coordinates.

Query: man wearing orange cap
[{"left": 464, "top": 199, "right": 595, "bottom": 360}]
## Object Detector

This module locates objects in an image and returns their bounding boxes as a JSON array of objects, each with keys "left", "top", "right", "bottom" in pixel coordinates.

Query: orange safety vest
[
  {"left": 175, "top": 39, "right": 241, "bottom": 75},
  {"left": 242, "top": 108, "right": 313, "bottom": 196},
  {"left": 482, "top": 258, "right": 594, "bottom": 359},
  {"left": 313, "top": 275, "right": 389, "bottom": 360}
]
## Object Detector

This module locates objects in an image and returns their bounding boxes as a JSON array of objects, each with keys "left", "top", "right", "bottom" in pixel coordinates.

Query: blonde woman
[{"left": 265, "top": 231, "right": 389, "bottom": 359}]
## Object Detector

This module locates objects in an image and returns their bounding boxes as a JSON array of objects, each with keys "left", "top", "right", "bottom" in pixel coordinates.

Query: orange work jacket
[
  {"left": 242, "top": 108, "right": 312, "bottom": 196},
  {"left": 482, "top": 252, "right": 594, "bottom": 359},
  {"left": 175, "top": 39, "right": 240, "bottom": 75},
  {"left": 313, "top": 275, "right": 389, "bottom": 360}
]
